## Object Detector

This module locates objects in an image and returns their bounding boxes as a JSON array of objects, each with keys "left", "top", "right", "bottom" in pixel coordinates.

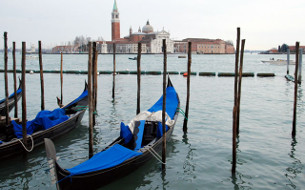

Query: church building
[{"left": 106, "top": 0, "right": 174, "bottom": 54}]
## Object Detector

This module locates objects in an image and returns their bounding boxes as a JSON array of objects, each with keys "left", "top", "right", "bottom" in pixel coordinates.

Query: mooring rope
[
  {"left": 177, "top": 107, "right": 188, "bottom": 120},
  {"left": 142, "top": 145, "right": 166, "bottom": 165},
  {"left": 13, "top": 135, "right": 34, "bottom": 152}
]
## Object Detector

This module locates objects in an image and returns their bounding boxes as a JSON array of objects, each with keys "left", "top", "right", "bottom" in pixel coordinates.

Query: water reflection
[{"left": 285, "top": 138, "right": 303, "bottom": 189}]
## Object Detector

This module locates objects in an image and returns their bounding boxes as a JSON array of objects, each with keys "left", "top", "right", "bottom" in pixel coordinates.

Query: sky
[{"left": 0, "top": 0, "right": 304, "bottom": 50}]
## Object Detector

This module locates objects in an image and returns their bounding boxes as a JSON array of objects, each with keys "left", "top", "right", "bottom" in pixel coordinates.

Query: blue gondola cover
[
  {"left": 120, "top": 122, "right": 133, "bottom": 144},
  {"left": 67, "top": 144, "right": 142, "bottom": 176},
  {"left": 12, "top": 108, "right": 69, "bottom": 138},
  {"left": 0, "top": 88, "right": 22, "bottom": 104}
]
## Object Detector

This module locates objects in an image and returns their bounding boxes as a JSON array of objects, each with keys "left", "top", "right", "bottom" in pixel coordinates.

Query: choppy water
[{"left": 0, "top": 53, "right": 305, "bottom": 190}]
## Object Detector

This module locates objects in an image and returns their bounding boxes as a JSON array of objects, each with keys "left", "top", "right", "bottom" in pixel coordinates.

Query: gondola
[
  {"left": 0, "top": 82, "right": 88, "bottom": 160},
  {"left": 44, "top": 77, "right": 180, "bottom": 190},
  {"left": 0, "top": 79, "right": 22, "bottom": 116},
  {"left": 128, "top": 56, "right": 137, "bottom": 60}
]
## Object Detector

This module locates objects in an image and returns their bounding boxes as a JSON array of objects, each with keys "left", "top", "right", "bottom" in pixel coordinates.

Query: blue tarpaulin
[
  {"left": 0, "top": 88, "right": 22, "bottom": 104},
  {"left": 67, "top": 144, "right": 142, "bottom": 176},
  {"left": 148, "top": 86, "right": 179, "bottom": 119},
  {"left": 133, "top": 120, "right": 145, "bottom": 151},
  {"left": 12, "top": 108, "right": 69, "bottom": 138}
]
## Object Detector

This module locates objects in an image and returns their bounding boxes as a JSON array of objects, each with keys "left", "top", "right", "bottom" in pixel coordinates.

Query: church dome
[{"left": 142, "top": 20, "right": 154, "bottom": 33}]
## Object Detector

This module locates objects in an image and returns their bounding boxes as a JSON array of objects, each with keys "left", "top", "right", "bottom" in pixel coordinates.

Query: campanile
[{"left": 111, "top": 0, "right": 120, "bottom": 41}]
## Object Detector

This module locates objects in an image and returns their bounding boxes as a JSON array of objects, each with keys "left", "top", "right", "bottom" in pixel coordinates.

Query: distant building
[
  {"left": 289, "top": 45, "right": 305, "bottom": 53},
  {"left": 107, "top": 0, "right": 174, "bottom": 53},
  {"left": 51, "top": 45, "right": 79, "bottom": 53},
  {"left": 174, "top": 38, "right": 235, "bottom": 54}
]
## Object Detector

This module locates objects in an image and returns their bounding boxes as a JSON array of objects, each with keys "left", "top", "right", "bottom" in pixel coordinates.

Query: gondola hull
[
  {"left": 0, "top": 83, "right": 88, "bottom": 160},
  {"left": 0, "top": 80, "right": 22, "bottom": 116},
  {"left": 48, "top": 78, "right": 180, "bottom": 190},
  {"left": 56, "top": 125, "right": 176, "bottom": 190}
]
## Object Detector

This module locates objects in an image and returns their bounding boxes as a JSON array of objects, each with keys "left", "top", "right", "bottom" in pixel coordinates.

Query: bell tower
[{"left": 111, "top": 0, "right": 120, "bottom": 41}]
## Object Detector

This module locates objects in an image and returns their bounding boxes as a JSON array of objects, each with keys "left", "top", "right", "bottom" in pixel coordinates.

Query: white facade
[{"left": 148, "top": 30, "right": 174, "bottom": 53}]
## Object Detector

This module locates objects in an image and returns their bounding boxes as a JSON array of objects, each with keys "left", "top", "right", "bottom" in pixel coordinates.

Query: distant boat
[
  {"left": 128, "top": 57, "right": 137, "bottom": 60},
  {"left": 261, "top": 58, "right": 295, "bottom": 65},
  {"left": 178, "top": 55, "right": 186, "bottom": 58}
]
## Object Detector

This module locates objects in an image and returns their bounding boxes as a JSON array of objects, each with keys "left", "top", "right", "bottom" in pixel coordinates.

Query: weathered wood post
[
  {"left": 297, "top": 48, "right": 302, "bottom": 84},
  {"left": 60, "top": 52, "right": 63, "bottom": 105},
  {"left": 12, "top": 42, "right": 18, "bottom": 118},
  {"left": 183, "top": 41, "right": 192, "bottom": 132},
  {"left": 38, "top": 41, "right": 45, "bottom": 110},
  {"left": 88, "top": 42, "right": 94, "bottom": 158},
  {"left": 287, "top": 49, "right": 290, "bottom": 75},
  {"left": 112, "top": 43, "right": 116, "bottom": 99},
  {"left": 234, "top": 27, "right": 241, "bottom": 135},
  {"left": 21, "top": 42, "right": 27, "bottom": 147},
  {"left": 236, "top": 39, "right": 245, "bottom": 135},
  {"left": 162, "top": 39, "right": 167, "bottom": 170},
  {"left": 92, "top": 42, "right": 98, "bottom": 126},
  {"left": 4, "top": 32, "right": 9, "bottom": 125},
  {"left": 136, "top": 42, "right": 142, "bottom": 115},
  {"left": 292, "top": 42, "right": 299, "bottom": 138}
]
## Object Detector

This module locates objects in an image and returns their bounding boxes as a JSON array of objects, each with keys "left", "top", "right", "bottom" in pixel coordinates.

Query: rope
[
  {"left": 13, "top": 135, "right": 34, "bottom": 152},
  {"left": 142, "top": 145, "right": 166, "bottom": 165},
  {"left": 177, "top": 107, "right": 188, "bottom": 121}
]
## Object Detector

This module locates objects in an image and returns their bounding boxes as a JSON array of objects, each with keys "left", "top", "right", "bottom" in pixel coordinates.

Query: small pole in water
[
  {"left": 21, "top": 42, "right": 27, "bottom": 148},
  {"left": 12, "top": 42, "right": 18, "bottom": 118},
  {"left": 4, "top": 32, "right": 9, "bottom": 125},
  {"left": 232, "top": 106, "right": 237, "bottom": 174},
  {"left": 136, "top": 42, "right": 142, "bottom": 115},
  {"left": 60, "top": 52, "right": 63, "bottom": 105},
  {"left": 112, "top": 43, "right": 116, "bottom": 99},
  {"left": 234, "top": 28, "right": 241, "bottom": 135},
  {"left": 92, "top": 42, "right": 98, "bottom": 126},
  {"left": 292, "top": 42, "right": 299, "bottom": 138},
  {"left": 38, "top": 41, "right": 45, "bottom": 110},
  {"left": 297, "top": 48, "right": 302, "bottom": 84},
  {"left": 183, "top": 41, "right": 192, "bottom": 132},
  {"left": 236, "top": 39, "right": 245, "bottom": 136},
  {"left": 88, "top": 42, "right": 94, "bottom": 158},
  {"left": 162, "top": 39, "right": 167, "bottom": 171},
  {"left": 287, "top": 49, "right": 290, "bottom": 75}
]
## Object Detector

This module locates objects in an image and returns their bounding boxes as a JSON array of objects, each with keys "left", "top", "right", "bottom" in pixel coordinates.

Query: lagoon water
[{"left": 0, "top": 53, "right": 305, "bottom": 190}]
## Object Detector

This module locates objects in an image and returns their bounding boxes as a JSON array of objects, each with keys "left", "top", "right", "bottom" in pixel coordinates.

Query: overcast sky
[{"left": 1, "top": 0, "right": 304, "bottom": 50}]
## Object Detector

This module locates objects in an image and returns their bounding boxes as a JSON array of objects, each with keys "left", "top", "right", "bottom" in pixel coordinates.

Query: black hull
[
  {"left": 0, "top": 109, "right": 86, "bottom": 160},
  {"left": 54, "top": 77, "right": 179, "bottom": 190},
  {"left": 0, "top": 83, "right": 88, "bottom": 160},
  {"left": 0, "top": 81, "right": 22, "bottom": 116}
]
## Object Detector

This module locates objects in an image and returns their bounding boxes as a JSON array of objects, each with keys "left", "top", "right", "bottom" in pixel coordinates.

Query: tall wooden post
[
  {"left": 60, "top": 52, "right": 63, "bottom": 104},
  {"left": 183, "top": 42, "right": 191, "bottom": 132},
  {"left": 4, "top": 32, "right": 9, "bottom": 125},
  {"left": 92, "top": 42, "right": 98, "bottom": 126},
  {"left": 112, "top": 43, "right": 116, "bottom": 99},
  {"left": 136, "top": 43, "right": 142, "bottom": 115},
  {"left": 236, "top": 39, "right": 245, "bottom": 136},
  {"left": 287, "top": 49, "right": 290, "bottom": 75},
  {"left": 292, "top": 42, "right": 299, "bottom": 138},
  {"left": 162, "top": 39, "right": 167, "bottom": 170},
  {"left": 38, "top": 41, "right": 45, "bottom": 110},
  {"left": 12, "top": 42, "right": 18, "bottom": 118},
  {"left": 297, "top": 49, "right": 302, "bottom": 84},
  {"left": 88, "top": 42, "right": 94, "bottom": 158},
  {"left": 234, "top": 28, "right": 241, "bottom": 135},
  {"left": 21, "top": 42, "right": 27, "bottom": 147}
]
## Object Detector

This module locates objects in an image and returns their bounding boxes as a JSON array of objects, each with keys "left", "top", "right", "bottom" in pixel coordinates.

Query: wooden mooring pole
[
  {"left": 183, "top": 41, "right": 192, "bottom": 132},
  {"left": 287, "top": 49, "right": 290, "bottom": 75},
  {"left": 4, "top": 32, "right": 9, "bottom": 125},
  {"left": 60, "top": 52, "right": 63, "bottom": 105},
  {"left": 112, "top": 43, "right": 116, "bottom": 99},
  {"left": 38, "top": 41, "right": 45, "bottom": 110},
  {"left": 12, "top": 42, "right": 18, "bottom": 118},
  {"left": 88, "top": 42, "right": 94, "bottom": 158},
  {"left": 292, "top": 42, "right": 299, "bottom": 138},
  {"left": 162, "top": 39, "right": 167, "bottom": 170},
  {"left": 297, "top": 48, "right": 302, "bottom": 84},
  {"left": 234, "top": 27, "right": 241, "bottom": 135},
  {"left": 92, "top": 42, "right": 98, "bottom": 126},
  {"left": 21, "top": 42, "right": 27, "bottom": 148},
  {"left": 136, "top": 42, "right": 142, "bottom": 115}
]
